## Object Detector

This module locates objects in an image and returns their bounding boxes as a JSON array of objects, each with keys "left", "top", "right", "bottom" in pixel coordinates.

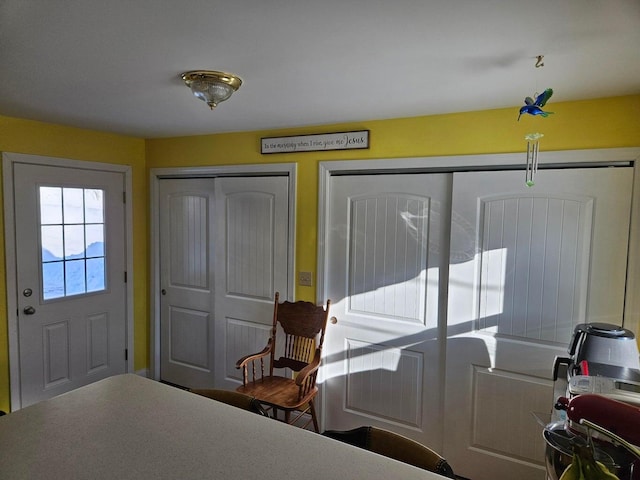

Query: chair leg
[{"left": 309, "top": 400, "right": 319, "bottom": 433}]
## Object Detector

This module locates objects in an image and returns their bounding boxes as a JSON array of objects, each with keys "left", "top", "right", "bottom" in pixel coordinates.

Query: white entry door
[
  {"left": 322, "top": 173, "right": 450, "bottom": 449},
  {"left": 159, "top": 176, "right": 290, "bottom": 389},
  {"left": 11, "top": 162, "right": 127, "bottom": 408},
  {"left": 443, "top": 167, "right": 633, "bottom": 480}
]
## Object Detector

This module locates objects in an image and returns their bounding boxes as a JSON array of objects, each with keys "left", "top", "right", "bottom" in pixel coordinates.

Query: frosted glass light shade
[{"left": 181, "top": 70, "right": 242, "bottom": 109}]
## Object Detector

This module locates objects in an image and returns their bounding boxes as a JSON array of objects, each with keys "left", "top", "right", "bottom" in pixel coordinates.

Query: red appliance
[{"left": 548, "top": 394, "right": 640, "bottom": 480}]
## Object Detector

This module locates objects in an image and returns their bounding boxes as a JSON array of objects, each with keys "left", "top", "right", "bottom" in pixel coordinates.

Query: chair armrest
[
  {"left": 295, "top": 348, "right": 321, "bottom": 386},
  {"left": 235, "top": 339, "right": 273, "bottom": 369}
]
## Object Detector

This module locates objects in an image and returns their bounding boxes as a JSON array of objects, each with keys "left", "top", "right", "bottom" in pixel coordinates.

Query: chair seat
[
  {"left": 237, "top": 376, "right": 317, "bottom": 410},
  {"left": 322, "top": 426, "right": 456, "bottom": 479},
  {"left": 189, "top": 388, "right": 267, "bottom": 416}
]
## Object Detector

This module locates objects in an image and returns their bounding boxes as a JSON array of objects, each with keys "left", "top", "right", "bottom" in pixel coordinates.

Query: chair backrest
[
  {"left": 268, "top": 292, "right": 331, "bottom": 376},
  {"left": 322, "top": 426, "right": 456, "bottom": 479},
  {"left": 190, "top": 388, "right": 267, "bottom": 416}
]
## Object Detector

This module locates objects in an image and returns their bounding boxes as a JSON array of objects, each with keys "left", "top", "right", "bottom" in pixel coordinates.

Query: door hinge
[
  {"left": 125, "top": 348, "right": 128, "bottom": 361},
  {"left": 123, "top": 191, "right": 126, "bottom": 203},
  {"left": 124, "top": 271, "right": 127, "bottom": 283}
]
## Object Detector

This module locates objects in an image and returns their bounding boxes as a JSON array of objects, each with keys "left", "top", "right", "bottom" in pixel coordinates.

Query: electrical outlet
[{"left": 298, "top": 271, "right": 313, "bottom": 286}]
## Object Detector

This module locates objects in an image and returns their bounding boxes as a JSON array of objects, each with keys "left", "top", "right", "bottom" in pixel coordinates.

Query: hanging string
[{"left": 534, "top": 55, "right": 544, "bottom": 97}]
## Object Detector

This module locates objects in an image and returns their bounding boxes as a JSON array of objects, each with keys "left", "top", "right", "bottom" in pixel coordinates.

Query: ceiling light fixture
[{"left": 181, "top": 70, "right": 242, "bottom": 109}]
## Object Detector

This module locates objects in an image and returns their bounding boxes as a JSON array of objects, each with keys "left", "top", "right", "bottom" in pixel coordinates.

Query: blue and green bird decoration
[{"left": 518, "top": 88, "right": 554, "bottom": 121}]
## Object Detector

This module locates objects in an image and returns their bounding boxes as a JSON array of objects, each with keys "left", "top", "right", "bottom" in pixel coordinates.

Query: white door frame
[
  {"left": 149, "top": 163, "right": 297, "bottom": 381},
  {"left": 2, "top": 152, "right": 135, "bottom": 411},
  {"left": 316, "top": 147, "right": 640, "bottom": 431}
]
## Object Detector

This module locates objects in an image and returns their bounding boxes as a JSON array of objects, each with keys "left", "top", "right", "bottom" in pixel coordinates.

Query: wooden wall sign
[{"left": 261, "top": 130, "right": 369, "bottom": 154}]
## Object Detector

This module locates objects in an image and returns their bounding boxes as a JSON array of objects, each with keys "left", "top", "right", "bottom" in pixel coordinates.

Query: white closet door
[
  {"left": 322, "top": 173, "right": 450, "bottom": 449},
  {"left": 213, "top": 176, "right": 290, "bottom": 389},
  {"left": 444, "top": 167, "right": 633, "bottom": 480},
  {"left": 159, "top": 176, "right": 290, "bottom": 389},
  {"left": 321, "top": 165, "right": 633, "bottom": 480},
  {"left": 159, "top": 179, "right": 216, "bottom": 387}
]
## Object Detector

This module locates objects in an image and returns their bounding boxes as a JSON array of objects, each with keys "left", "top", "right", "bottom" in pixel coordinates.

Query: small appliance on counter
[
  {"left": 545, "top": 394, "right": 640, "bottom": 480},
  {"left": 551, "top": 322, "right": 640, "bottom": 423},
  {"left": 553, "top": 322, "right": 640, "bottom": 385},
  {"left": 543, "top": 323, "right": 640, "bottom": 480}
]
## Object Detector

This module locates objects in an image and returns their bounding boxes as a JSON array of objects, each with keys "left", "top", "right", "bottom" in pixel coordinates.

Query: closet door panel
[{"left": 443, "top": 167, "right": 633, "bottom": 480}]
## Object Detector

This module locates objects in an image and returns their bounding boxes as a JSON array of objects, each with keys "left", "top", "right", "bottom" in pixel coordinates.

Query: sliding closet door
[
  {"left": 159, "top": 179, "right": 216, "bottom": 387},
  {"left": 443, "top": 167, "right": 633, "bottom": 480},
  {"left": 159, "top": 177, "right": 290, "bottom": 389},
  {"left": 322, "top": 173, "right": 450, "bottom": 449},
  {"left": 321, "top": 165, "right": 633, "bottom": 480},
  {"left": 213, "top": 176, "right": 290, "bottom": 390}
]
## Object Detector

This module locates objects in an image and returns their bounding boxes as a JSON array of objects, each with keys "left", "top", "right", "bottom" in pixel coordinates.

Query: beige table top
[{"left": 0, "top": 374, "right": 448, "bottom": 479}]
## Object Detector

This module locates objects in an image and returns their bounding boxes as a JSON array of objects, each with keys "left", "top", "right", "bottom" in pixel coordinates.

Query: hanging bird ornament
[
  {"left": 516, "top": 56, "right": 555, "bottom": 186},
  {"left": 518, "top": 88, "right": 554, "bottom": 121}
]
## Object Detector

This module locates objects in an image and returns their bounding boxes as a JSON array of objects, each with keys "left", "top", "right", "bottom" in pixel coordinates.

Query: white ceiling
[{"left": 1, "top": 1, "right": 639, "bottom": 139}]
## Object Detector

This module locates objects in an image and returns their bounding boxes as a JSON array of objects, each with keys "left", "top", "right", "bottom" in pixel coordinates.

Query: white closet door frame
[
  {"left": 317, "top": 147, "right": 640, "bottom": 431},
  {"left": 149, "top": 163, "right": 297, "bottom": 381}
]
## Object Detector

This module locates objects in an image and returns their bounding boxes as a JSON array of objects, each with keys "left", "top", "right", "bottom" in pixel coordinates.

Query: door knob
[{"left": 23, "top": 306, "right": 36, "bottom": 315}]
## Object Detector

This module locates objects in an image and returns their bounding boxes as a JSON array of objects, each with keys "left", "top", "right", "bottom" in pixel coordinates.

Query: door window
[{"left": 39, "top": 186, "right": 106, "bottom": 300}]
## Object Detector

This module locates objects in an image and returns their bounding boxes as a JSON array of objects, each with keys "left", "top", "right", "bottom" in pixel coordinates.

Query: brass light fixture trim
[{"left": 181, "top": 70, "right": 243, "bottom": 109}]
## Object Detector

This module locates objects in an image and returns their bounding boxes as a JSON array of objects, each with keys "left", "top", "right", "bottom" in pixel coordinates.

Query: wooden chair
[
  {"left": 235, "top": 292, "right": 331, "bottom": 432},
  {"left": 322, "top": 426, "right": 457, "bottom": 479},
  {"left": 189, "top": 388, "right": 268, "bottom": 416}
]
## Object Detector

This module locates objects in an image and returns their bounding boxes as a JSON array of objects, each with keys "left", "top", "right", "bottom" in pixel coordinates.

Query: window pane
[
  {"left": 86, "top": 257, "right": 105, "bottom": 292},
  {"left": 40, "top": 187, "right": 62, "bottom": 225},
  {"left": 41, "top": 225, "right": 63, "bottom": 261},
  {"left": 65, "top": 259, "right": 86, "bottom": 295},
  {"left": 85, "top": 224, "right": 104, "bottom": 256},
  {"left": 63, "top": 188, "right": 84, "bottom": 223},
  {"left": 84, "top": 189, "right": 104, "bottom": 223},
  {"left": 40, "top": 186, "right": 107, "bottom": 301},
  {"left": 43, "top": 262, "right": 64, "bottom": 300},
  {"left": 64, "top": 225, "right": 85, "bottom": 260}
]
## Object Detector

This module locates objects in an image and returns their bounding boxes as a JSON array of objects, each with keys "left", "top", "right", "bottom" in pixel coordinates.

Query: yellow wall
[
  {"left": 1, "top": 94, "right": 638, "bottom": 412},
  {"left": 0, "top": 116, "right": 147, "bottom": 412},
  {"left": 147, "top": 95, "right": 640, "bottom": 303}
]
